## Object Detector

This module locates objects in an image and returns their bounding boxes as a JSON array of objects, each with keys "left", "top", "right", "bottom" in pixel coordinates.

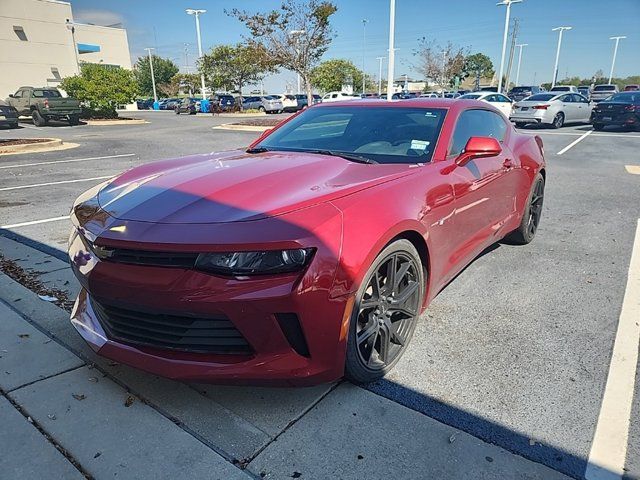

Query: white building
[{"left": 0, "top": 0, "right": 132, "bottom": 98}]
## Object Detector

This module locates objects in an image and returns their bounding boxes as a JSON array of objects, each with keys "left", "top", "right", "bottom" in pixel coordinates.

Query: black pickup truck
[{"left": 7, "top": 87, "right": 82, "bottom": 126}]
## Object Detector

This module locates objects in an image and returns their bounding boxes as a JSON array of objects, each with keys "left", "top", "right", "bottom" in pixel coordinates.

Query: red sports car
[{"left": 68, "top": 99, "right": 545, "bottom": 386}]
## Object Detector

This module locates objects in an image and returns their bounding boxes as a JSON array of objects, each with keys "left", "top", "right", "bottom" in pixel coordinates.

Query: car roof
[{"left": 312, "top": 98, "right": 491, "bottom": 113}]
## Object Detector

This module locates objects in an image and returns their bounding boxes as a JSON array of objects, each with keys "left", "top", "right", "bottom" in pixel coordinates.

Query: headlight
[{"left": 195, "top": 248, "right": 315, "bottom": 276}]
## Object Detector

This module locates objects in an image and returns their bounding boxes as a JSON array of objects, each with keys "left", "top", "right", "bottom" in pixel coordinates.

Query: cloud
[{"left": 73, "top": 9, "right": 125, "bottom": 27}]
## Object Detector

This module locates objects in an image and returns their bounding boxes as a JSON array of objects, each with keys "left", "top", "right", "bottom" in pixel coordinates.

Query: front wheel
[
  {"left": 592, "top": 123, "right": 604, "bottom": 131},
  {"left": 345, "top": 239, "right": 425, "bottom": 384},
  {"left": 505, "top": 173, "right": 545, "bottom": 245},
  {"left": 258, "top": 106, "right": 265, "bottom": 112}
]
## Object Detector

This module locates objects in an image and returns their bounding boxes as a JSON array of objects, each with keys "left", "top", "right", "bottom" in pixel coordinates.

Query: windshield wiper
[
  {"left": 307, "top": 150, "right": 378, "bottom": 164},
  {"left": 246, "top": 146, "right": 270, "bottom": 154}
]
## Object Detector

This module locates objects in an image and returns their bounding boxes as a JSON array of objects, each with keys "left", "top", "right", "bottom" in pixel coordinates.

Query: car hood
[{"left": 97, "top": 150, "right": 412, "bottom": 224}]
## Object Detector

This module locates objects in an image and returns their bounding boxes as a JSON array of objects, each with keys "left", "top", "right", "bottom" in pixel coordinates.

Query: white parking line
[
  {"left": 1, "top": 215, "right": 69, "bottom": 229},
  {"left": 585, "top": 219, "right": 640, "bottom": 480},
  {"left": 557, "top": 130, "right": 593, "bottom": 155},
  {"left": 0, "top": 175, "right": 112, "bottom": 192},
  {"left": 0, "top": 153, "right": 135, "bottom": 170}
]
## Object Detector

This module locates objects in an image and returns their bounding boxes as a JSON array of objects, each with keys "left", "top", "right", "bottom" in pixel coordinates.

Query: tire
[
  {"left": 32, "top": 110, "right": 47, "bottom": 127},
  {"left": 175, "top": 109, "right": 180, "bottom": 115},
  {"left": 551, "top": 112, "right": 564, "bottom": 129},
  {"left": 258, "top": 106, "right": 265, "bottom": 112},
  {"left": 592, "top": 123, "right": 604, "bottom": 131},
  {"left": 505, "top": 173, "right": 545, "bottom": 245},
  {"left": 68, "top": 114, "right": 80, "bottom": 126},
  {"left": 9, "top": 122, "right": 18, "bottom": 129},
  {"left": 345, "top": 239, "right": 425, "bottom": 384},
  {"left": 515, "top": 122, "right": 528, "bottom": 128}
]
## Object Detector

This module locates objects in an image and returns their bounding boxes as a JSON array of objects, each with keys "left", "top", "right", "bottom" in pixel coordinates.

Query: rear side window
[
  {"left": 449, "top": 109, "right": 508, "bottom": 157},
  {"left": 32, "top": 89, "right": 61, "bottom": 98}
]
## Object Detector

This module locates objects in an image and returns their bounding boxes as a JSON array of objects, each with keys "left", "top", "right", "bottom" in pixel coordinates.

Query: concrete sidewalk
[{"left": 0, "top": 234, "right": 572, "bottom": 479}]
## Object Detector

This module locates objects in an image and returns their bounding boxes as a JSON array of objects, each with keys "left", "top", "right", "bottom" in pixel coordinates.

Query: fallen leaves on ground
[
  {"left": 72, "top": 394, "right": 86, "bottom": 401},
  {"left": 124, "top": 395, "right": 135, "bottom": 407}
]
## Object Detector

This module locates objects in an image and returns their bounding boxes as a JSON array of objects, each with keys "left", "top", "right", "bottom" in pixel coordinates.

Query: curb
[
  {"left": 0, "top": 138, "right": 79, "bottom": 156},
  {"left": 85, "top": 119, "right": 148, "bottom": 126},
  {"left": 215, "top": 112, "right": 267, "bottom": 118},
  {"left": 213, "top": 124, "right": 271, "bottom": 133}
]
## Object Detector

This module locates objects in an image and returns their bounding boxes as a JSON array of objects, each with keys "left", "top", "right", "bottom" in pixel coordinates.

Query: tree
[
  {"left": 158, "top": 73, "right": 201, "bottom": 97},
  {"left": 60, "top": 64, "right": 138, "bottom": 118},
  {"left": 462, "top": 53, "right": 495, "bottom": 85},
  {"left": 228, "top": 0, "right": 337, "bottom": 105},
  {"left": 311, "top": 59, "right": 366, "bottom": 93},
  {"left": 414, "top": 38, "right": 468, "bottom": 92},
  {"left": 199, "top": 43, "right": 276, "bottom": 106},
  {"left": 134, "top": 55, "right": 179, "bottom": 97}
]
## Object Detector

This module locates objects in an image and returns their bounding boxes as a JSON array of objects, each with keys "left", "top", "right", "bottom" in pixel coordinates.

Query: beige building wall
[{"left": 0, "top": 0, "right": 132, "bottom": 99}]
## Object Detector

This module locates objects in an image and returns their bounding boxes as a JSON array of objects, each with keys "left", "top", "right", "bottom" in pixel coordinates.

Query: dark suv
[
  {"left": 508, "top": 85, "right": 543, "bottom": 102},
  {"left": 210, "top": 94, "right": 236, "bottom": 112}
]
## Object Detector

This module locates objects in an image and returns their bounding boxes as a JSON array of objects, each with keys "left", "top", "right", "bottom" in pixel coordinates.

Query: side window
[
  {"left": 449, "top": 110, "right": 508, "bottom": 157},
  {"left": 497, "top": 94, "right": 511, "bottom": 103},
  {"left": 332, "top": 94, "right": 338, "bottom": 99},
  {"left": 485, "top": 94, "right": 497, "bottom": 102},
  {"left": 13, "top": 90, "right": 22, "bottom": 98},
  {"left": 561, "top": 94, "right": 572, "bottom": 103},
  {"left": 574, "top": 94, "right": 586, "bottom": 103}
]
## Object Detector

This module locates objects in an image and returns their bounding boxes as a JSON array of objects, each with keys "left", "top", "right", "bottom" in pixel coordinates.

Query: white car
[
  {"left": 276, "top": 94, "right": 299, "bottom": 112},
  {"left": 321, "top": 91, "right": 358, "bottom": 103},
  {"left": 459, "top": 92, "right": 513, "bottom": 117},
  {"left": 510, "top": 92, "right": 593, "bottom": 129}
]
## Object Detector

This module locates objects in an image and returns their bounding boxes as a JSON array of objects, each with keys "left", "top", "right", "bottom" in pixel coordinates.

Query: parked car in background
[
  {"left": 242, "top": 95, "right": 284, "bottom": 113},
  {"left": 623, "top": 84, "right": 639, "bottom": 92},
  {"left": 591, "top": 92, "right": 640, "bottom": 131},
  {"left": 321, "top": 91, "right": 358, "bottom": 103},
  {"left": 136, "top": 98, "right": 154, "bottom": 110},
  {"left": 549, "top": 85, "right": 579, "bottom": 93},
  {"left": 7, "top": 86, "right": 81, "bottom": 126},
  {"left": 508, "top": 85, "right": 543, "bottom": 102},
  {"left": 443, "top": 92, "right": 461, "bottom": 99},
  {"left": 276, "top": 94, "right": 299, "bottom": 112},
  {"left": 479, "top": 86, "right": 498, "bottom": 92},
  {"left": 459, "top": 92, "right": 513, "bottom": 117},
  {"left": 294, "top": 94, "right": 322, "bottom": 109},
  {"left": 0, "top": 100, "right": 19, "bottom": 128},
  {"left": 419, "top": 93, "right": 440, "bottom": 98},
  {"left": 161, "top": 98, "right": 181, "bottom": 110},
  {"left": 210, "top": 94, "right": 236, "bottom": 112},
  {"left": 510, "top": 92, "right": 592, "bottom": 128},
  {"left": 590, "top": 84, "right": 619, "bottom": 103},
  {"left": 174, "top": 97, "right": 200, "bottom": 115},
  {"left": 577, "top": 86, "right": 591, "bottom": 101}
]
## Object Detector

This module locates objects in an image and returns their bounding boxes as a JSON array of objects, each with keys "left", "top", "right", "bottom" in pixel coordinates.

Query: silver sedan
[{"left": 510, "top": 92, "right": 593, "bottom": 128}]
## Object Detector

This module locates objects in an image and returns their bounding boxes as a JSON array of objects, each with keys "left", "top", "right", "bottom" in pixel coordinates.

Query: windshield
[
  {"left": 32, "top": 89, "right": 62, "bottom": 98},
  {"left": 607, "top": 92, "right": 639, "bottom": 103},
  {"left": 526, "top": 94, "right": 556, "bottom": 101},
  {"left": 594, "top": 85, "right": 616, "bottom": 91},
  {"left": 460, "top": 94, "right": 482, "bottom": 99},
  {"left": 256, "top": 106, "right": 447, "bottom": 164}
]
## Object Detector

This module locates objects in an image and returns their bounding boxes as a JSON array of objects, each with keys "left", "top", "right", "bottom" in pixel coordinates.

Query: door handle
[{"left": 503, "top": 158, "right": 514, "bottom": 169}]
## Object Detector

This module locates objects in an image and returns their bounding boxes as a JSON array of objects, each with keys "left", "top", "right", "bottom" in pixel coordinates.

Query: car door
[
  {"left": 446, "top": 109, "right": 517, "bottom": 262},
  {"left": 573, "top": 94, "right": 592, "bottom": 121},
  {"left": 559, "top": 94, "right": 578, "bottom": 121},
  {"left": 12, "top": 89, "right": 27, "bottom": 114}
]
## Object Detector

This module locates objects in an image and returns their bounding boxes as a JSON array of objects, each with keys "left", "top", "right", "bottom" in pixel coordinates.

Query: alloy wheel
[
  {"left": 355, "top": 252, "right": 421, "bottom": 370},
  {"left": 553, "top": 112, "right": 564, "bottom": 128},
  {"left": 527, "top": 178, "right": 544, "bottom": 237}
]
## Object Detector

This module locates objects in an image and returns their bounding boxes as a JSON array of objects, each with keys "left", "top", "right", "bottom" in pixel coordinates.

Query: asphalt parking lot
[{"left": 1, "top": 110, "right": 639, "bottom": 479}]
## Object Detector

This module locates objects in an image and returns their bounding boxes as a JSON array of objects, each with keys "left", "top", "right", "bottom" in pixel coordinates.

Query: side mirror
[
  {"left": 8, "top": 94, "right": 14, "bottom": 98},
  {"left": 455, "top": 137, "right": 502, "bottom": 166}
]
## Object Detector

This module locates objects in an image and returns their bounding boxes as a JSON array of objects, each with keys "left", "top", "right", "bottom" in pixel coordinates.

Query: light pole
[
  {"left": 65, "top": 19, "right": 81, "bottom": 75},
  {"left": 376, "top": 56, "right": 385, "bottom": 96},
  {"left": 144, "top": 47, "right": 158, "bottom": 107},
  {"left": 186, "top": 8, "right": 207, "bottom": 99},
  {"left": 515, "top": 43, "right": 527, "bottom": 86},
  {"left": 361, "top": 19, "right": 368, "bottom": 94},
  {"left": 386, "top": 0, "right": 396, "bottom": 101},
  {"left": 551, "top": 26, "right": 571, "bottom": 88},
  {"left": 289, "top": 30, "right": 306, "bottom": 94},
  {"left": 497, "top": 0, "right": 521, "bottom": 93},
  {"left": 608, "top": 36, "right": 626, "bottom": 84}
]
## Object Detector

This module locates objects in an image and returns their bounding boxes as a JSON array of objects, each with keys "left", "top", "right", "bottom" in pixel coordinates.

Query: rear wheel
[
  {"left": 345, "top": 239, "right": 425, "bottom": 384},
  {"left": 551, "top": 112, "right": 564, "bottom": 129},
  {"left": 505, "top": 173, "right": 545, "bottom": 245},
  {"left": 32, "top": 110, "right": 47, "bottom": 127},
  {"left": 68, "top": 114, "right": 80, "bottom": 126}
]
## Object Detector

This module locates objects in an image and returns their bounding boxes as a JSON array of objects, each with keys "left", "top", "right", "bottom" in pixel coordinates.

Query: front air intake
[{"left": 275, "top": 313, "right": 310, "bottom": 357}]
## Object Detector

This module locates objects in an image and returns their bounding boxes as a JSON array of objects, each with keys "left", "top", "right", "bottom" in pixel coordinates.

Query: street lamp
[
  {"left": 361, "top": 19, "right": 368, "bottom": 94},
  {"left": 65, "top": 19, "right": 81, "bottom": 75},
  {"left": 386, "top": 0, "right": 396, "bottom": 101},
  {"left": 551, "top": 26, "right": 572, "bottom": 88},
  {"left": 186, "top": 8, "right": 207, "bottom": 99},
  {"left": 289, "top": 30, "right": 306, "bottom": 94},
  {"left": 515, "top": 43, "right": 528, "bottom": 86},
  {"left": 496, "top": 0, "right": 522, "bottom": 93},
  {"left": 608, "top": 36, "right": 626, "bottom": 84},
  {"left": 376, "top": 56, "right": 386, "bottom": 96},
  {"left": 144, "top": 47, "right": 158, "bottom": 106}
]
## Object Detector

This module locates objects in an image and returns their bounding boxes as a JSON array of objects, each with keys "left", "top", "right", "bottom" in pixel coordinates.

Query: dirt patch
[
  {"left": 0, "top": 200, "right": 30, "bottom": 208},
  {"left": 230, "top": 118, "right": 283, "bottom": 127},
  {"left": 0, "top": 138, "right": 51, "bottom": 147},
  {"left": 0, "top": 255, "right": 73, "bottom": 312}
]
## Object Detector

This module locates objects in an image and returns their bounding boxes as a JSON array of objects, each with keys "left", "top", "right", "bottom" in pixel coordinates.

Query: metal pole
[
  {"left": 551, "top": 26, "right": 571, "bottom": 88},
  {"left": 386, "top": 0, "right": 395, "bottom": 101},
  {"left": 361, "top": 19, "right": 368, "bottom": 94},
  {"left": 145, "top": 47, "right": 158, "bottom": 103},
  {"left": 194, "top": 13, "right": 206, "bottom": 99},
  {"left": 496, "top": 1, "right": 521, "bottom": 93},
  {"left": 376, "top": 57, "right": 385, "bottom": 96},
  {"left": 609, "top": 36, "right": 626, "bottom": 84},
  {"left": 515, "top": 43, "right": 527, "bottom": 86}
]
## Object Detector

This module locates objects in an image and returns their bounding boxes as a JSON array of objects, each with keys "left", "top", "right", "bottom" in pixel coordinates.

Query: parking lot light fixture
[
  {"left": 376, "top": 56, "right": 385, "bottom": 96},
  {"left": 186, "top": 9, "right": 207, "bottom": 100},
  {"left": 497, "top": 0, "right": 522, "bottom": 94},
  {"left": 515, "top": 43, "right": 528, "bottom": 86},
  {"left": 144, "top": 47, "right": 158, "bottom": 105},
  {"left": 608, "top": 36, "right": 626, "bottom": 84},
  {"left": 386, "top": 0, "right": 396, "bottom": 101},
  {"left": 551, "top": 26, "right": 572, "bottom": 88},
  {"left": 361, "top": 19, "right": 368, "bottom": 94}
]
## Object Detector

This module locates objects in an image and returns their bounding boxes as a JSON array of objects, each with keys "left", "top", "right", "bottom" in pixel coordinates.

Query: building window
[{"left": 13, "top": 25, "right": 28, "bottom": 41}]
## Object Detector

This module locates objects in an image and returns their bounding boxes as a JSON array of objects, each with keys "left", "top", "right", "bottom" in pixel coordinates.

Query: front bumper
[{"left": 68, "top": 202, "right": 348, "bottom": 386}]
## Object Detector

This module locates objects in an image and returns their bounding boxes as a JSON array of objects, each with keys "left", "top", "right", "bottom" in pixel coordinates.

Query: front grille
[
  {"left": 95, "top": 245, "right": 199, "bottom": 268},
  {"left": 92, "top": 299, "right": 252, "bottom": 354}
]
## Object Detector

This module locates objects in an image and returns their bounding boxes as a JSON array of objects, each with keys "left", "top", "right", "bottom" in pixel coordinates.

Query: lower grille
[
  {"left": 94, "top": 245, "right": 199, "bottom": 268},
  {"left": 92, "top": 299, "right": 252, "bottom": 354}
]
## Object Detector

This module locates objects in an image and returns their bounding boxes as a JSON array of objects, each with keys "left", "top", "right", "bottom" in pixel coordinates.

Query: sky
[{"left": 69, "top": 0, "right": 640, "bottom": 93}]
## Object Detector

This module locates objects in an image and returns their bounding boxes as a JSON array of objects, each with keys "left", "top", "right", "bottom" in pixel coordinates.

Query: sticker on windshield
[
  {"left": 410, "top": 140, "right": 430, "bottom": 150},
  {"left": 424, "top": 111, "right": 438, "bottom": 117}
]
